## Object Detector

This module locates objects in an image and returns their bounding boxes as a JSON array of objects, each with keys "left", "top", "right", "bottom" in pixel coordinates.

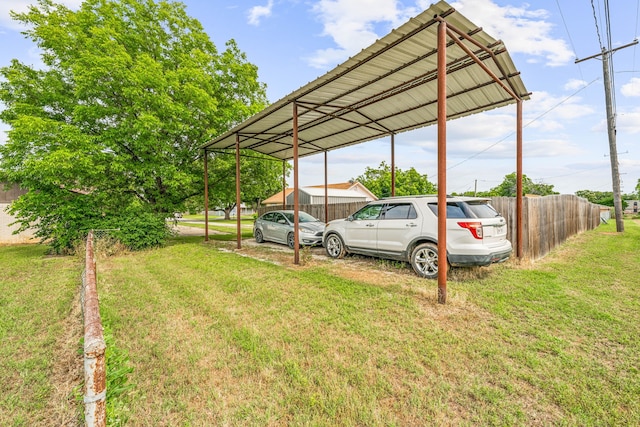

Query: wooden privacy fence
[
  {"left": 490, "top": 195, "right": 603, "bottom": 260},
  {"left": 258, "top": 201, "right": 369, "bottom": 223},
  {"left": 258, "top": 194, "right": 604, "bottom": 261}
]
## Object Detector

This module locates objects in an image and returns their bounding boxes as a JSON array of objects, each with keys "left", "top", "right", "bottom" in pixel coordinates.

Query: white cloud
[
  {"left": 617, "top": 107, "right": 640, "bottom": 134},
  {"left": 0, "top": 0, "right": 32, "bottom": 30},
  {"left": 564, "top": 78, "right": 589, "bottom": 91},
  {"left": 523, "top": 90, "right": 595, "bottom": 130},
  {"left": 0, "top": 0, "right": 82, "bottom": 30},
  {"left": 451, "top": 0, "right": 574, "bottom": 66},
  {"left": 307, "top": 0, "right": 418, "bottom": 68},
  {"left": 247, "top": 0, "right": 274, "bottom": 26},
  {"left": 620, "top": 77, "right": 640, "bottom": 97},
  {"left": 307, "top": 0, "right": 574, "bottom": 70}
]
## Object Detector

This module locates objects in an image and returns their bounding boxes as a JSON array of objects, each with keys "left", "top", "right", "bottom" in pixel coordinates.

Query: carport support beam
[
  {"left": 204, "top": 149, "right": 209, "bottom": 242},
  {"left": 516, "top": 100, "right": 523, "bottom": 258},
  {"left": 282, "top": 161, "right": 287, "bottom": 209},
  {"left": 391, "top": 134, "right": 396, "bottom": 197},
  {"left": 324, "top": 151, "right": 329, "bottom": 222},
  {"left": 437, "top": 20, "right": 447, "bottom": 304},
  {"left": 236, "top": 133, "right": 241, "bottom": 249},
  {"left": 293, "top": 102, "right": 300, "bottom": 264}
]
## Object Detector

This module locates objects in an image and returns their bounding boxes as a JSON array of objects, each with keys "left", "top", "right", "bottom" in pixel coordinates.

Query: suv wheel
[
  {"left": 325, "top": 233, "right": 346, "bottom": 258},
  {"left": 410, "top": 243, "right": 443, "bottom": 279}
]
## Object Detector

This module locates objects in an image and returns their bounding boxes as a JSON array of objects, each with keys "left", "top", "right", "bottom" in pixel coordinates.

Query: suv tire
[
  {"left": 410, "top": 242, "right": 444, "bottom": 279},
  {"left": 325, "top": 233, "right": 346, "bottom": 259}
]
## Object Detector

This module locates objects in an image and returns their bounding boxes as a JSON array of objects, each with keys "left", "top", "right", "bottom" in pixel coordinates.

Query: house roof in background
[
  {"left": 299, "top": 187, "right": 368, "bottom": 198},
  {"left": 262, "top": 188, "right": 295, "bottom": 205},
  {"left": 262, "top": 181, "right": 376, "bottom": 205},
  {"left": 201, "top": 0, "right": 528, "bottom": 161},
  {"left": 308, "top": 182, "right": 355, "bottom": 190}
]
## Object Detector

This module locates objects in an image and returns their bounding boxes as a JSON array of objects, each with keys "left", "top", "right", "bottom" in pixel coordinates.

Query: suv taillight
[{"left": 457, "top": 221, "right": 483, "bottom": 239}]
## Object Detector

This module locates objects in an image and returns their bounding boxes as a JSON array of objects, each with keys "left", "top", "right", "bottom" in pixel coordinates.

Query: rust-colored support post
[
  {"left": 324, "top": 151, "right": 329, "bottom": 222},
  {"left": 437, "top": 19, "right": 448, "bottom": 304},
  {"left": 391, "top": 133, "right": 396, "bottom": 197},
  {"left": 204, "top": 150, "right": 209, "bottom": 242},
  {"left": 282, "top": 161, "right": 287, "bottom": 209},
  {"left": 83, "top": 231, "right": 106, "bottom": 427},
  {"left": 516, "top": 100, "right": 523, "bottom": 258},
  {"left": 235, "top": 133, "right": 241, "bottom": 249},
  {"left": 293, "top": 102, "right": 300, "bottom": 264}
]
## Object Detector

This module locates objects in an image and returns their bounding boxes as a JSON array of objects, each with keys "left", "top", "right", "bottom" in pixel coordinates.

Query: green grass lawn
[
  {"left": 1, "top": 220, "right": 638, "bottom": 425},
  {"left": 0, "top": 245, "right": 83, "bottom": 426}
]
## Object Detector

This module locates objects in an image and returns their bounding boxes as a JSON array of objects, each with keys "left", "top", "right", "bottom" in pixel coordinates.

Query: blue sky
[{"left": 1, "top": 0, "right": 639, "bottom": 195}]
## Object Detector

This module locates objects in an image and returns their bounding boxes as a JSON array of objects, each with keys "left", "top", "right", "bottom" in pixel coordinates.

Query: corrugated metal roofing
[{"left": 201, "top": 0, "right": 529, "bottom": 160}]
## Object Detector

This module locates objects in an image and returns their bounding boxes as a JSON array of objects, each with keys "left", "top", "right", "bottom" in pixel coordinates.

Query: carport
[{"left": 201, "top": 0, "right": 529, "bottom": 303}]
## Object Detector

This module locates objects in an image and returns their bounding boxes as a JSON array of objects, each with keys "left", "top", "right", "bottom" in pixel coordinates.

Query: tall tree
[
  {"left": 487, "top": 172, "right": 558, "bottom": 197},
  {"left": 0, "top": 0, "right": 273, "bottom": 251},
  {"left": 353, "top": 161, "right": 436, "bottom": 198},
  {"left": 205, "top": 151, "right": 289, "bottom": 220}
]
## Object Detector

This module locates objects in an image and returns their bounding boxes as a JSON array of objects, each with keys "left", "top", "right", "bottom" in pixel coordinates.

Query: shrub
[{"left": 105, "top": 210, "right": 173, "bottom": 251}]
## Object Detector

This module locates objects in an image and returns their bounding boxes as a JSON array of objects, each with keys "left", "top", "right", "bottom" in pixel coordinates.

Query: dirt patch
[
  {"left": 171, "top": 224, "right": 225, "bottom": 237},
  {"left": 214, "top": 237, "right": 498, "bottom": 311}
]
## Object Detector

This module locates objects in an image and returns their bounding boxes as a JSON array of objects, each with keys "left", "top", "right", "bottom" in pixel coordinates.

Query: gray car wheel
[
  {"left": 410, "top": 242, "right": 444, "bottom": 279},
  {"left": 287, "top": 232, "right": 296, "bottom": 249},
  {"left": 325, "top": 233, "right": 346, "bottom": 259},
  {"left": 255, "top": 229, "right": 264, "bottom": 243}
]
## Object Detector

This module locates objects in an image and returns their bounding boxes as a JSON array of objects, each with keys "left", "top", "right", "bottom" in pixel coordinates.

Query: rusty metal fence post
[{"left": 82, "top": 230, "right": 106, "bottom": 426}]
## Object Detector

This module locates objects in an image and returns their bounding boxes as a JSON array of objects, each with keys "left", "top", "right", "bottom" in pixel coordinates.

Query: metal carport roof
[
  {"left": 201, "top": 0, "right": 530, "bottom": 304},
  {"left": 201, "top": 0, "right": 529, "bottom": 159}
]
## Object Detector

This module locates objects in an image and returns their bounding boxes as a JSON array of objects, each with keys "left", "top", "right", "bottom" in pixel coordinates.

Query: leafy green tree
[
  {"left": 205, "top": 151, "right": 289, "bottom": 220},
  {"left": 353, "top": 161, "right": 436, "bottom": 198},
  {"left": 0, "top": 0, "right": 273, "bottom": 251},
  {"left": 575, "top": 190, "right": 628, "bottom": 209},
  {"left": 576, "top": 190, "right": 613, "bottom": 206},
  {"left": 487, "top": 172, "right": 558, "bottom": 197}
]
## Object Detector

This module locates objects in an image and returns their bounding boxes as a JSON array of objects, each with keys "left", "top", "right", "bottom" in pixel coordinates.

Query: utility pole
[{"left": 576, "top": 39, "right": 637, "bottom": 232}]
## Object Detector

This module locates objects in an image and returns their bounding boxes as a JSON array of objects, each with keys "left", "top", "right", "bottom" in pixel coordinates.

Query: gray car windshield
[{"left": 282, "top": 212, "right": 319, "bottom": 223}]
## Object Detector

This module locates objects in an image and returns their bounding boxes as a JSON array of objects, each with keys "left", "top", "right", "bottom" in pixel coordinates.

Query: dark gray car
[{"left": 254, "top": 210, "right": 325, "bottom": 248}]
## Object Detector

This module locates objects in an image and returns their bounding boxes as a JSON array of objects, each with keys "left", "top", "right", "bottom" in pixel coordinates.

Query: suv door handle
[
  {"left": 366, "top": 223, "right": 375, "bottom": 227},
  {"left": 406, "top": 223, "right": 418, "bottom": 227}
]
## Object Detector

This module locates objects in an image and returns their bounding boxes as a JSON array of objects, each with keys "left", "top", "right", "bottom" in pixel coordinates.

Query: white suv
[{"left": 323, "top": 196, "right": 512, "bottom": 278}]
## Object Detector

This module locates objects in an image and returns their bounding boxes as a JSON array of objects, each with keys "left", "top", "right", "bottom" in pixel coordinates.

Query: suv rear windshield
[
  {"left": 427, "top": 201, "right": 499, "bottom": 218},
  {"left": 465, "top": 202, "right": 500, "bottom": 218},
  {"left": 427, "top": 202, "right": 473, "bottom": 218}
]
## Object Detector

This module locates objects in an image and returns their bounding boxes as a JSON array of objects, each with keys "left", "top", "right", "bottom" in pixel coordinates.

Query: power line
[
  {"left": 603, "top": 0, "right": 617, "bottom": 118},
  {"left": 444, "top": 78, "right": 599, "bottom": 172},
  {"left": 555, "top": 0, "right": 585, "bottom": 82},
  {"left": 591, "top": 0, "right": 604, "bottom": 50},
  {"left": 575, "top": 3, "right": 637, "bottom": 232}
]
